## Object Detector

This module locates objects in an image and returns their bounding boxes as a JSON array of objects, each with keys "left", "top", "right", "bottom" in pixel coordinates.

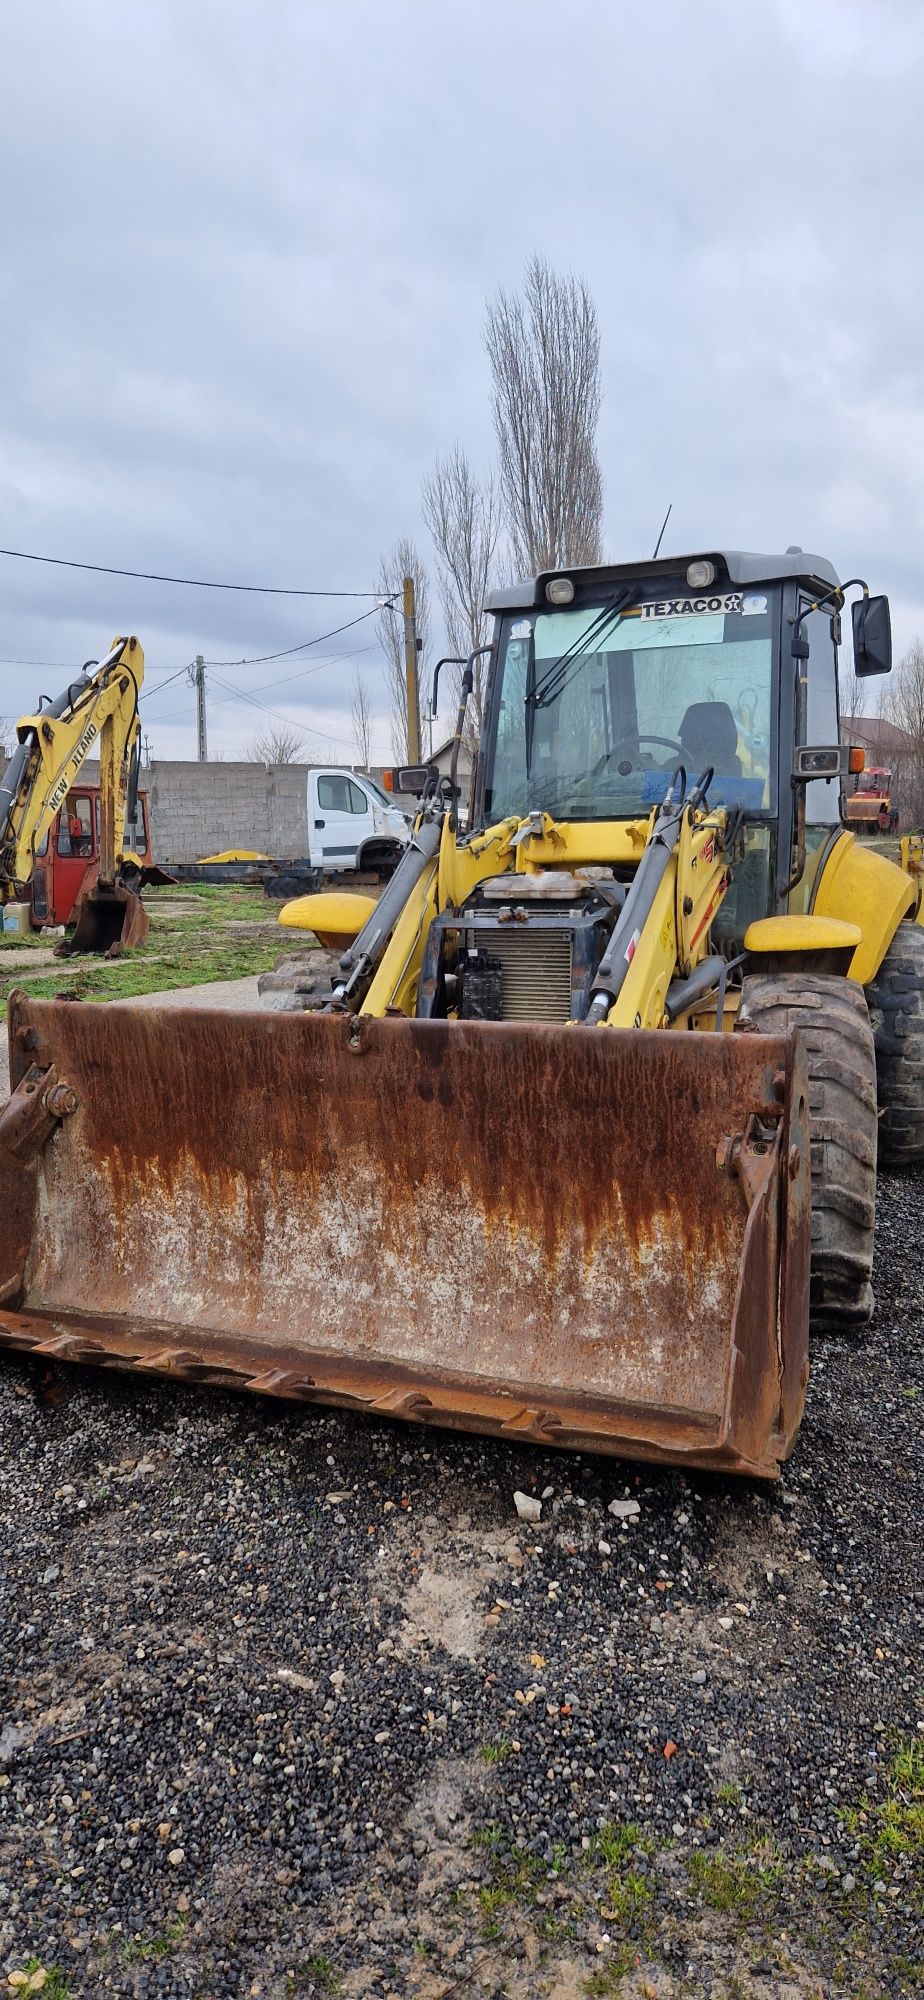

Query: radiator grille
[{"left": 473, "top": 927, "right": 574, "bottom": 1023}]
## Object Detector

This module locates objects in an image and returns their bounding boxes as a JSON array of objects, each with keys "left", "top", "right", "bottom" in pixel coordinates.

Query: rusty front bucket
[
  {"left": 58, "top": 881, "right": 150, "bottom": 957},
  {"left": 0, "top": 996, "right": 810, "bottom": 1478}
]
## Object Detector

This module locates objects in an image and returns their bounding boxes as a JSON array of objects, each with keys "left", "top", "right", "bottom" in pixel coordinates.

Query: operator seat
[{"left": 678, "top": 701, "right": 742, "bottom": 777}]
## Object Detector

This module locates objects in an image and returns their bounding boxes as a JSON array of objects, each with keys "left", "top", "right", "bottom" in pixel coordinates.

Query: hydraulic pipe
[
  {"left": 584, "top": 777, "right": 687, "bottom": 1025},
  {"left": 334, "top": 813, "right": 443, "bottom": 1003}
]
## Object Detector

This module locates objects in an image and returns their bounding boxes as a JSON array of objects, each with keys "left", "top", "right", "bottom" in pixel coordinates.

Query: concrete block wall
[{"left": 0, "top": 755, "right": 416, "bottom": 866}]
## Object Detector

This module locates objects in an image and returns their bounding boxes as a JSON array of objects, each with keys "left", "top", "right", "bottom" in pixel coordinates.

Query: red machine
[
  {"left": 845, "top": 765, "right": 898, "bottom": 835},
  {"left": 29, "top": 786, "right": 156, "bottom": 930}
]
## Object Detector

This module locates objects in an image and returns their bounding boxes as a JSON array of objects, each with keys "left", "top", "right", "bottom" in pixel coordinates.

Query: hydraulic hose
[{"left": 333, "top": 812, "right": 443, "bottom": 1004}]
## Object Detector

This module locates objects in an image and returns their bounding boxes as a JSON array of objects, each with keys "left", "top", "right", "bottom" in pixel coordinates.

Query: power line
[
  {"left": 207, "top": 672, "right": 356, "bottom": 756},
  {"left": 217, "top": 640, "right": 379, "bottom": 702},
  {"left": 139, "top": 663, "right": 190, "bottom": 703},
  {"left": 0, "top": 545, "right": 385, "bottom": 598},
  {"left": 203, "top": 603, "right": 389, "bottom": 666}
]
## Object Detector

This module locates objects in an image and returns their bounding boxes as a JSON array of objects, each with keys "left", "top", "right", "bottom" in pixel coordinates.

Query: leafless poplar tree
[
  {"left": 484, "top": 253, "right": 603, "bottom": 576},
  {"left": 422, "top": 445, "right": 500, "bottom": 737},
  {"left": 375, "top": 538, "right": 430, "bottom": 762},
  {"left": 350, "top": 668, "right": 373, "bottom": 769},
  {"left": 244, "top": 722, "right": 305, "bottom": 765},
  {"left": 882, "top": 640, "right": 924, "bottom": 826}
]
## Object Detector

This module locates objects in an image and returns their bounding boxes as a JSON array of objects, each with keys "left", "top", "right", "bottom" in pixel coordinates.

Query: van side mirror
[{"left": 852, "top": 595, "right": 892, "bottom": 677}]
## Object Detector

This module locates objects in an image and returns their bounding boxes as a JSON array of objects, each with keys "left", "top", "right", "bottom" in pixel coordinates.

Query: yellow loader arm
[
  {"left": 0, "top": 636, "right": 145, "bottom": 893},
  {"left": 356, "top": 777, "right": 734, "bottom": 1029}
]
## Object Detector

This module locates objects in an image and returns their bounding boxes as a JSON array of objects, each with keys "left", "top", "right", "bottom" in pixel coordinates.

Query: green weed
[
  {"left": 124, "top": 1912, "right": 187, "bottom": 1963},
  {"left": 688, "top": 1839, "right": 783, "bottom": 1918},
  {"left": 480, "top": 1735, "right": 515, "bottom": 1764}
]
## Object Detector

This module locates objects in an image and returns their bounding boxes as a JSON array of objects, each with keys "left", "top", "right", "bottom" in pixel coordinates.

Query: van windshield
[{"left": 486, "top": 596, "right": 776, "bottom": 823}]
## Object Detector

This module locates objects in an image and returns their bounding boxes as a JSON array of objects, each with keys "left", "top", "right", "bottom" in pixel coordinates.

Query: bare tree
[
  {"left": 484, "top": 254, "right": 603, "bottom": 576},
  {"left": 376, "top": 538, "right": 430, "bottom": 762},
  {"left": 882, "top": 640, "right": 924, "bottom": 827},
  {"left": 244, "top": 722, "right": 306, "bottom": 765},
  {"left": 350, "top": 668, "right": 373, "bottom": 769},
  {"left": 423, "top": 444, "right": 500, "bottom": 739}
]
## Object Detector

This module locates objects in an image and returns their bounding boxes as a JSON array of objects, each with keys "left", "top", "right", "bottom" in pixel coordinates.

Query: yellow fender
[
  {"left": 812, "top": 831, "right": 916, "bottom": 983},
  {"left": 278, "top": 890, "right": 378, "bottom": 950}
]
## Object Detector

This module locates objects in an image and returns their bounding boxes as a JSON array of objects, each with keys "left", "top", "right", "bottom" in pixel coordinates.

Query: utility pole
[
  {"left": 142, "top": 733, "right": 152, "bottom": 768},
  {"left": 403, "top": 576, "right": 421, "bottom": 765},
  {"left": 189, "top": 655, "right": 208, "bottom": 762}
]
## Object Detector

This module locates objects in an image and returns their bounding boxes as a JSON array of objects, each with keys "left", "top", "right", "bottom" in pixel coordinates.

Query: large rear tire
[
  {"left": 739, "top": 972, "right": 878, "bottom": 1327},
  {"left": 865, "top": 921, "right": 924, "bottom": 1167}
]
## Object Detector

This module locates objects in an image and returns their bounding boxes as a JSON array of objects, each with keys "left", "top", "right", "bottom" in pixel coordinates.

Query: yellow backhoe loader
[
  {"left": 1, "top": 556, "right": 921, "bottom": 1479},
  {"left": 0, "top": 636, "right": 168, "bottom": 955}
]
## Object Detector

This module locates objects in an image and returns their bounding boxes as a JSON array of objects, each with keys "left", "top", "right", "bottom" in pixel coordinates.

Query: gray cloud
[{"left": 1, "top": 0, "right": 922, "bottom": 758}]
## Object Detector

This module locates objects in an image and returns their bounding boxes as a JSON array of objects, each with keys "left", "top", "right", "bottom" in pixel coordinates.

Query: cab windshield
[{"left": 485, "top": 594, "right": 776, "bottom": 823}]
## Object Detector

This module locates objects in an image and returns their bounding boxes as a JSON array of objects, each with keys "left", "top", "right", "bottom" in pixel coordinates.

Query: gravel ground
[{"left": 0, "top": 1174, "right": 921, "bottom": 1999}]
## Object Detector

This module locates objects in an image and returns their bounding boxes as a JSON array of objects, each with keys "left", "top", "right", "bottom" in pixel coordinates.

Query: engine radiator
[{"left": 475, "top": 926, "right": 574, "bottom": 1023}]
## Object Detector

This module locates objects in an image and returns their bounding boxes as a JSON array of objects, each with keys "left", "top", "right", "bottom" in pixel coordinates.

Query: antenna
[{"left": 652, "top": 503, "right": 672, "bottom": 560}]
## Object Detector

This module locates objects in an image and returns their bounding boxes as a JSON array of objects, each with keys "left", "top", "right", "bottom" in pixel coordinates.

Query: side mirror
[
  {"left": 384, "top": 763, "right": 438, "bottom": 797},
  {"left": 852, "top": 594, "right": 892, "bottom": 677}
]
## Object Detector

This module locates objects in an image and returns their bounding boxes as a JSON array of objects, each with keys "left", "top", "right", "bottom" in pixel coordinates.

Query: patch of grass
[
  {"left": 9, "top": 1964, "right": 72, "bottom": 1999},
  {"left": 602, "top": 1870, "right": 652, "bottom": 1929},
  {"left": 470, "top": 1821, "right": 504, "bottom": 1852},
  {"left": 124, "top": 1912, "right": 187, "bottom": 1962},
  {"left": 473, "top": 1841, "right": 549, "bottom": 1941},
  {"left": 588, "top": 1820, "right": 651, "bottom": 1870},
  {"left": 582, "top": 1943, "right": 637, "bottom": 1994},
  {"left": 285, "top": 1956, "right": 341, "bottom": 1996},
  {"left": 870, "top": 1739, "right": 924, "bottom": 1884},
  {"left": 0, "top": 882, "right": 302, "bottom": 1017},
  {"left": 688, "top": 1839, "right": 783, "bottom": 1919},
  {"left": 717, "top": 1780, "right": 742, "bottom": 1806},
  {"left": 480, "top": 1735, "right": 515, "bottom": 1764}
]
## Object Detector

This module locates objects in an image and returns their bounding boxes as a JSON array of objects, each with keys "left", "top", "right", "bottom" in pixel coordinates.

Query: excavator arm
[
  {"left": 0, "top": 636, "right": 144, "bottom": 888},
  {"left": 0, "top": 636, "right": 155, "bottom": 954}
]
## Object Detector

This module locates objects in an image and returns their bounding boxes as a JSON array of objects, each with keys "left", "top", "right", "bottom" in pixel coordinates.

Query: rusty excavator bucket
[
  {"left": 0, "top": 995, "right": 811, "bottom": 1478},
  {"left": 59, "top": 880, "right": 150, "bottom": 957}
]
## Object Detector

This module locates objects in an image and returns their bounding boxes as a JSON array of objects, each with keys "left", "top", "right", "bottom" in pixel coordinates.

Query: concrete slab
[{"left": 120, "top": 975, "right": 264, "bottom": 1010}]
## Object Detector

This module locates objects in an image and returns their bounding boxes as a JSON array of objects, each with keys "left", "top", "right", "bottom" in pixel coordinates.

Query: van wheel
[
  {"left": 739, "top": 972, "right": 877, "bottom": 1328},
  {"left": 865, "top": 922, "right": 924, "bottom": 1166}
]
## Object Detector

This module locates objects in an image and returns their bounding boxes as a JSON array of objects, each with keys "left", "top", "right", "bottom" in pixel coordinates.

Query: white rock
[
  {"left": 597, "top": 1540, "right": 612, "bottom": 1556},
  {"left": 167, "top": 1848, "right": 185, "bottom": 1867},
  {"left": 608, "top": 1498, "right": 640, "bottom": 1520},
  {"left": 513, "top": 1491, "right": 542, "bottom": 1522},
  {"left": 718, "top": 1615, "right": 734, "bottom": 1630}
]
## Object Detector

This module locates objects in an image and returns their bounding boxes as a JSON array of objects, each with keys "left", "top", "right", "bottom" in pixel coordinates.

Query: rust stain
[{"left": 0, "top": 995, "right": 810, "bottom": 1478}]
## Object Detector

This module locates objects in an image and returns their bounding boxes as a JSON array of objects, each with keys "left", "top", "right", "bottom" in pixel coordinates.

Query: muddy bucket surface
[{"left": 0, "top": 997, "right": 810, "bottom": 1476}]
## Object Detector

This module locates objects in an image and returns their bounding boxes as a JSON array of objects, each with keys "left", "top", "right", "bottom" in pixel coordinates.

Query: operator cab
[{"left": 475, "top": 550, "right": 891, "bottom": 954}]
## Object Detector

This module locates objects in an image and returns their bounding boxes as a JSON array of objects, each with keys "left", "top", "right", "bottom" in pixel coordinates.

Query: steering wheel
[{"left": 602, "top": 732, "right": 684, "bottom": 773}]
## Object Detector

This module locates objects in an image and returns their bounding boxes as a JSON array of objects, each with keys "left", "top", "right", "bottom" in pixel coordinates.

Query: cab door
[
  {"left": 51, "top": 789, "right": 97, "bottom": 924},
  {"left": 310, "top": 771, "right": 374, "bottom": 870}
]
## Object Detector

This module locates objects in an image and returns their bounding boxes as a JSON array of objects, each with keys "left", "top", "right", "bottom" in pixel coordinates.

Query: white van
[{"left": 307, "top": 768, "right": 411, "bottom": 875}]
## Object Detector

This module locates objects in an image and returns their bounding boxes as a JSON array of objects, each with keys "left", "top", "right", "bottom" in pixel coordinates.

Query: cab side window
[
  {"left": 317, "top": 775, "right": 369, "bottom": 814},
  {"left": 318, "top": 775, "right": 352, "bottom": 812},
  {"left": 57, "top": 795, "right": 93, "bottom": 857}
]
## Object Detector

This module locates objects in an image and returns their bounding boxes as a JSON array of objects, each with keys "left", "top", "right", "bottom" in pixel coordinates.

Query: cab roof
[{"left": 484, "top": 548, "right": 841, "bottom": 612}]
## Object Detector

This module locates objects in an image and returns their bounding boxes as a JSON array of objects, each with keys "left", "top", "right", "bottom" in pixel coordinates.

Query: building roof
[{"left": 842, "top": 716, "right": 916, "bottom": 758}]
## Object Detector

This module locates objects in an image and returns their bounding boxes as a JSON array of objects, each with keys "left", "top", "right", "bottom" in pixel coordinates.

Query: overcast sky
[{"left": 1, "top": 0, "right": 922, "bottom": 763}]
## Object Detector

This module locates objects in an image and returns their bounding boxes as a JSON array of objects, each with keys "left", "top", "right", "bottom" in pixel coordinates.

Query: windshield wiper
[{"left": 528, "top": 588, "right": 634, "bottom": 711}]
